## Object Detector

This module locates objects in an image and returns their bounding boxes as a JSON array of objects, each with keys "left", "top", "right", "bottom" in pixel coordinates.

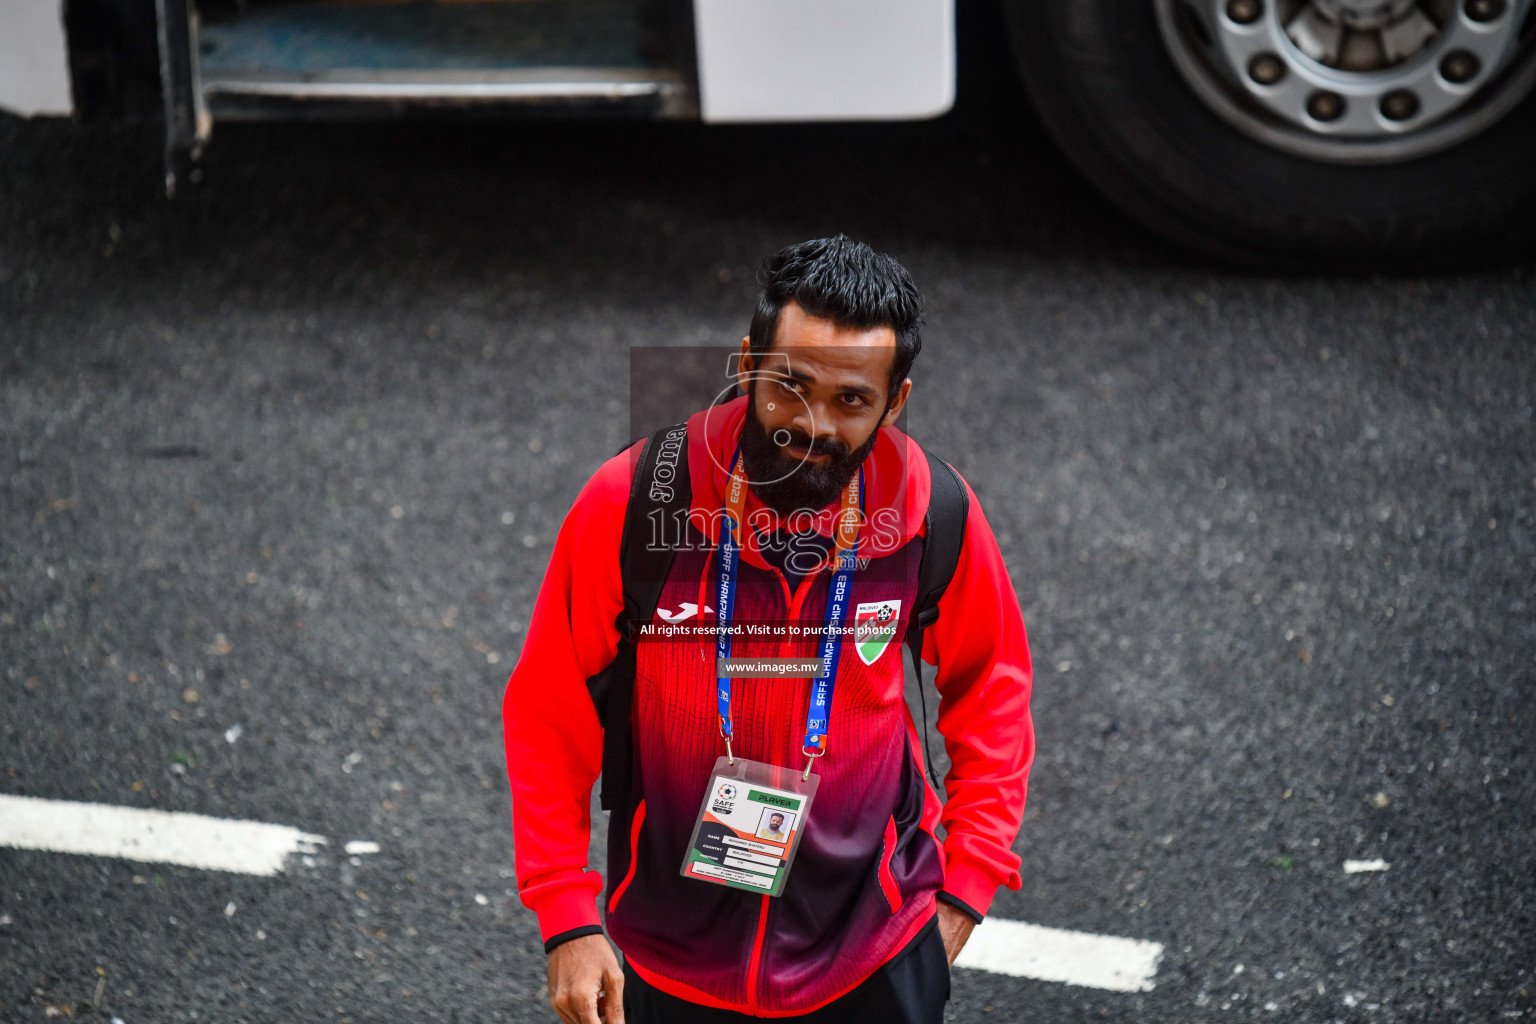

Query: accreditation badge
[{"left": 680, "top": 756, "right": 818, "bottom": 897}]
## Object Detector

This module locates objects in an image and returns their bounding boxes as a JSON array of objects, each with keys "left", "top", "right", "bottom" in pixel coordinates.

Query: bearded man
[{"left": 503, "top": 235, "right": 1035, "bottom": 1024}]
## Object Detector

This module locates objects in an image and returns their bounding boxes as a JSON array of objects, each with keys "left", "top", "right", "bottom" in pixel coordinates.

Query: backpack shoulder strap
[
  {"left": 617, "top": 422, "right": 691, "bottom": 642},
  {"left": 903, "top": 448, "right": 970, "bottom": 788},
  {"left": 586, "top": 421, "right": 690, "bottom": 810},
  {"left": 910, "top": 450, "right": 968, "bottom": 637}
]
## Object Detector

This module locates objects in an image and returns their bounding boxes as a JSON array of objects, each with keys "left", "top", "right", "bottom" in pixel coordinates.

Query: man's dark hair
[{"left": 748, "top": 235, "right": 923, "bottom": 405}]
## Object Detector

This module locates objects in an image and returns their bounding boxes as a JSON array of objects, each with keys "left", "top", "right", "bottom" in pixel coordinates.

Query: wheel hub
[
  {"left": 1156, "top": 0, "right": 1536, "bottom": 160},
  {"left": 1311, "top": 0, "right": 1418, "bottom": 30},
  {"left": 1285, "top": 0, "right": 1442, "bottom": 71}
]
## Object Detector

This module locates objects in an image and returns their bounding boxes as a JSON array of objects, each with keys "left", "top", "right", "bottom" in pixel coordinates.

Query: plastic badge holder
[{"left": 680, "top": 755, "right": 819, "bottom": 898}]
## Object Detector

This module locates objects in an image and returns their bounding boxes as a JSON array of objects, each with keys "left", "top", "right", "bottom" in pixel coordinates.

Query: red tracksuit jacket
[{"left": 502, "top": 396, "right": 1034, "bottom": 1015}]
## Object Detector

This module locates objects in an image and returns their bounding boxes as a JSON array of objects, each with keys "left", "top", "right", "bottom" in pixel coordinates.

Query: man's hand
[
  {"left": 937, "top": 902, "right": 976, "bottom": 967},
  {"left": 547, "top": 934, "right": 625, "bottom": 1023}
]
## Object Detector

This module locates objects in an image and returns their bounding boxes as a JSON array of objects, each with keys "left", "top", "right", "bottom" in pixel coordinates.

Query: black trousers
[{"left": 621, "top": 915, "right": 951, "bottom": 1023}]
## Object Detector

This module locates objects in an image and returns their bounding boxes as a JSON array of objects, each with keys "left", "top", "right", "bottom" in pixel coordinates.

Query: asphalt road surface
[{"left": 3, "top": 85, "right": 1534, "bottom": 1024}]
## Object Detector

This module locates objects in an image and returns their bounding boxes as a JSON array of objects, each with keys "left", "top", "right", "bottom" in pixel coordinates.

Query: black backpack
[{"left": 585, "top": 422, "right": 969, "bottom": 812}]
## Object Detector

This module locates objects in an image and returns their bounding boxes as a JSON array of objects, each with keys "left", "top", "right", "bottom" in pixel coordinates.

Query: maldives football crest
[{"left": 853, "top": 600, "right": 901, "bottom": 666}]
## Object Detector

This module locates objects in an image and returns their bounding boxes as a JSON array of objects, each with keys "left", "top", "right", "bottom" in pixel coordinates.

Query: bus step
[{"left": 196, "top": 0, "right": 693, "bottom": 118}]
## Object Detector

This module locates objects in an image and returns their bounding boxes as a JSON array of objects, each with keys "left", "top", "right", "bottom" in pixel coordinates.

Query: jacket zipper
[
  {"left": 707, "top": 521, "right": 832, "bottom": 1012},
  {"left": 745, "top": 552, "right": 825, "bottom": 1013},
  {"left": 744, "top": 893, "right": 771, "bottom": 1014}
]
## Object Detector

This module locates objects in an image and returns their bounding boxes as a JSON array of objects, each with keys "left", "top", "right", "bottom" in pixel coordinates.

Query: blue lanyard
[
  {"left": 713, "top": 450, "right": 746, "bottom": 746},
  {"left": 803, "top": 541, "right": 860, "bottom": 758},
  {"left": 715, "top": 446, "right": 864, "bottom": 771}
]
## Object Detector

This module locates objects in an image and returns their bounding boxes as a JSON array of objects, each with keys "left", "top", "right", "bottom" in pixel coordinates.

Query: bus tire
[{"left": 1004, "top": 0, "right": 1536, "bottom": 270}]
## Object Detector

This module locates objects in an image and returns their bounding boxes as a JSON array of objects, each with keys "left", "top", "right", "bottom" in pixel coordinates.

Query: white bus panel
[
  {"left": 0, "top": 0, "right": 74, "bottom": 117},
  {"left": 692, "top": 0, "right": 954, "bottom": 123}
]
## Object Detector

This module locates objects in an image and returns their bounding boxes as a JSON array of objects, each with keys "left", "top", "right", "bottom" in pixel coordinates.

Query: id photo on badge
[{"left": 756, "top": 808, "right": 795, "bottom": 843}]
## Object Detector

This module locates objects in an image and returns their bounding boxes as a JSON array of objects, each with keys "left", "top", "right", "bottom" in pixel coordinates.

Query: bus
[{"left": 4, "top": 0, "right": 1533, "bottom": 266}]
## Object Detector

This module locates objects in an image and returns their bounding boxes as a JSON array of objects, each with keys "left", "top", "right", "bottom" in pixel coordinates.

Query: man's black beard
[{"left": 738, "top": 388, "right": 882, "bottom": 520}]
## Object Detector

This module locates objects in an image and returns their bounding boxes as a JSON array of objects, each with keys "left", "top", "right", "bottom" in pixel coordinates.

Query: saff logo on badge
[
  {"left": 853, "top": 600, "right": 901, "bottom": 666},
  {"left": 711, "top": 783, "right": 736, "bottom": 814}
]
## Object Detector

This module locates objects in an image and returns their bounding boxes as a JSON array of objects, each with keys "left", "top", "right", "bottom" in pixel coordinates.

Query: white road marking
[
  {"left": 955, "top": 918, "right": 1164, "bottom": 992},
  {"left": 0, "top": 794, "right": 326, "bottom": 876},
  {"left": 2, "top": 798, "right": 1162, "bottom": 994},
  {"left": 1343, "top": 858, "right": 1390, "bottom": 873}
]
